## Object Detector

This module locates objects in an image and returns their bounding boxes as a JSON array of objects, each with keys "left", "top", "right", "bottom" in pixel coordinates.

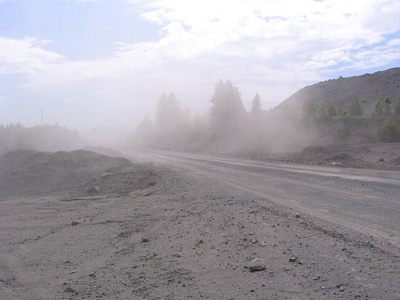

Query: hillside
[
  {"left": 240, "top": 67, "right": 400, "bottom": 170},
  {"left": 277, "top": 67, "right": 400, "bottom": 115}
]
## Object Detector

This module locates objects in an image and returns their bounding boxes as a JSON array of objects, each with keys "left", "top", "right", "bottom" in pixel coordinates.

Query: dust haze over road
[
  {"left": 124, "top": 148, "right": 400, "bottom": 248},
  {"left": 1, "top": 146, "right": 400, "bottom": 299},
  {"left": 1, "top": 0, "right": 400, "bottom": 297}
]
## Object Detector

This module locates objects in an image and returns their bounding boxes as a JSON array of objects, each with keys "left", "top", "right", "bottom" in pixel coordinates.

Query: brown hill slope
[{"left": 277, "top": 67, "right": 400, "bottom": 115}]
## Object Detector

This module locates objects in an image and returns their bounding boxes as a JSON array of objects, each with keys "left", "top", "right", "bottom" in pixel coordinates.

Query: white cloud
[
  {"left": 124, "top": 0, "right": 400, "bottom": 78},
  {"left": 1, "top": 0, "right": 400, "bottom": 128},
  {"left": 388, "top": 38, "right": 400, "bottom": 46},
  {"left": 3, "top": 1, "right": 399, "bottom": 83},
  {"left": 0, "top": 37, "right": 64, "bottom": 74}
]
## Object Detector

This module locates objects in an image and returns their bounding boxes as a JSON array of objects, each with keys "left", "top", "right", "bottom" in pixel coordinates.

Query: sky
[{"left": 0, "top": 0, "right": 400, "bottom": 129}]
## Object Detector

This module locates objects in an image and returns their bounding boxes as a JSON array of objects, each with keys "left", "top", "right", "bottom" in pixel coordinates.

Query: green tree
[
  {"left": 210, "top": 79, "right": 245, "bottom": 138},
  {"left": 384, "top": 102, "right": 392, "bottom": 117},
  {"left": 394, "top": 100, "right": 400, "bottom": 116},
  {"left": 377, "top": 118, "right": 400, "bottom": 142},
  {"left": 327, "top": 104, "right": 337, "bottom": 118},
  {"left": 348, "top": 99, "right": 363, "bottom": 117},
  {"left": 383, "top": 95, "right": 393, "bottom": 117},
  {"left": 371, "top": 99, "right": 384, "bottom": 119},
  {"left": 316, "top": 100, "right": 327, "bottom": 118},
  {"left": 304, "top": 102, "right": 317, "bottom": 118},
  {"left": 384, "top": 95, "right": 393, "bottom": 104},
  {"left": 156, "top": 92, "right": 181, "bottom": 125},
  {"left": 210, "top": 80, "right": 244, "bottom": 125},
  {"left": 251, "top": 93, "right": 262, "bottom": 116},
  {"left": 336, "top": 107, "right": 348, "bottom": 118},
  {"left": 155, "top": 92, "right": 185, "bottom": 143}
]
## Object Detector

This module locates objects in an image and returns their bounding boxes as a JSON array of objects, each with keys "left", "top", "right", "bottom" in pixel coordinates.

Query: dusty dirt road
[
  {"left": 127, "top": 149, "right": 400, "bottom": 248},
  {"left": 0, "top": 149, "right": 399, "bottom": 299}
]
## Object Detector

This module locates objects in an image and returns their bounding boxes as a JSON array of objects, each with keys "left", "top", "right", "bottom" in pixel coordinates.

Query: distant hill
[{"left": 277, "top": 67, "right": 400, "bottom": 115}]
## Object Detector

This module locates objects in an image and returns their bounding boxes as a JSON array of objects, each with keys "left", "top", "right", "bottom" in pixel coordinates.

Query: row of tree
[
  {"left": 135, "top": 80, "right": 315, "bottom": 152},
  {"left": 135, "top": 79, "right": 400, "bottom": 150},
  {"left": 0, "top": 123, "right": 82, "bottom": 153},
  {"left": 304, "top": 96, "right": 400, "bottom": 120}
]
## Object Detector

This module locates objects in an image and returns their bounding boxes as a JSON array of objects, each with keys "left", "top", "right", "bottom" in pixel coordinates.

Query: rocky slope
[{"left": 277, "top": 67, "right": 400, "bottom": 115}]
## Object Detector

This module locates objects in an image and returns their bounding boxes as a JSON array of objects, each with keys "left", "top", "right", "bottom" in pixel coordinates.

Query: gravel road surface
[
  {"left": 0, "top": 148, "right": 399, "bottom": 299},
  {"left": 125, "top": 149, "right": 400, "bottom": 249}
]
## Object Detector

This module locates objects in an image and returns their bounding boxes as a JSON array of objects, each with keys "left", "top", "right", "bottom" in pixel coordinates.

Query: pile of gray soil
[{"left": 0, "top": 149, "right": 157, "bottom": 199}]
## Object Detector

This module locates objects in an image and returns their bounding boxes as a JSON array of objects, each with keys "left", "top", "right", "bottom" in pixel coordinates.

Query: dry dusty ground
[
  {"left": 233, "top": 142, "right": 400, "bottom": 171},
  {"left": 0, "top": 149, "right": 399, "bottom": 299}
]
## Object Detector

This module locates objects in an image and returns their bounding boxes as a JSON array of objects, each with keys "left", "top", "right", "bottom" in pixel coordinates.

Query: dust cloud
[
  {"left": 132, "top": 79, "right": 318, "bottom": 155},
  {"left": 0, "top": 80, "right": 318, "bottom": 157}
]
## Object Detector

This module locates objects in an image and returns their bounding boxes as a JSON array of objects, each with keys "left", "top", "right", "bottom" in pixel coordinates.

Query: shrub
[
  {"left": 384, "top": 95, "right": 393, "bottom": 104},
  {"left": 348, "top": 99, "right": 363, "bottom": 117},
  {"left": 394, "top": 101, "right": 400, "bottom": 116},
  {"left": 327, "top": 104, "right": 337, "bottom": 118},
  {"left": 336, "top": 107, "right": 348, "bottom": 118},
  {"left": 372, "top": 98, "right": 384, "bottom": 118},
  {"left": 304, "top": 102, "right": 317, "bottom": 118},
  {"left": 316, "top": 100, "right": 327, "bottom": 118},
  {"left": 377, "top": 118, "right": 400, "bottom": 142}
]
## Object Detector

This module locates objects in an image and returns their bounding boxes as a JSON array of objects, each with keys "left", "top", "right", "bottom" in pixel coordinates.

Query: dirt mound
[
  {"left": 80, "top": 145, "right": 124, "bottom": 157},
  {"left": 0, "top": 149, "right": 157, "bottom": 199}
]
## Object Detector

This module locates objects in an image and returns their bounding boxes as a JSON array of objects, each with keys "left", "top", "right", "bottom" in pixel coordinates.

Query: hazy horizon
[{"left": 1, "top": 0, "right": 400, "bottom": 130}]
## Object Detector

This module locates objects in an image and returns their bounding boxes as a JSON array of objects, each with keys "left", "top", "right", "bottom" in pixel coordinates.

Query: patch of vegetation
[
  {"left": 348, "top": 99, "right": 363, "bottom": 118},
  {"left": 377, "top": 118, "right": 400, "bottom": 143},
  {"left": 304, "top": 102, "right": 317, "bottom": 119},
  {"left": 394, "top": 100, "right": 400, "bottom": 116},
  {"left": 327, "top": 104, "right": 337, "bottom": 118}
]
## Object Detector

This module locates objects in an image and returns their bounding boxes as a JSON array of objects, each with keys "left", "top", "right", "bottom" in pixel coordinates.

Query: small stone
[
  {"left": 87, "top": 185, "right": 101, "bottom": 193},
  {"left": 64, "top": 287, "right": 75, "bottom": 293},
  {"left": 248, "top": 258, "right": 266, "bottom": 272},
  {"left": 295, "top": 213, "right": 301, "bottom": 218},
  {"left": 71, "top": 221, "right": 80, "bottom": 226},
  {"left": 142, "top": 238, "right": 150, "bottom": 243},
  {"left": 289, "top": 257, "right": 297, "bottom": 263},
  {"left": 379, "top": 158, "right": 385, "bottom": 162}
]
